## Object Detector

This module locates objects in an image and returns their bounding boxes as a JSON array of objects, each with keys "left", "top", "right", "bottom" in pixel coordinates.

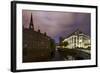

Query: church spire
[{"left": 29, "top": 13, "right": 34, "bottom": 30}]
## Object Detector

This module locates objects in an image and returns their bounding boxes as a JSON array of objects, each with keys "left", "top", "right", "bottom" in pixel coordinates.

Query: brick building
[{"left": 23, "top": 14, "right": 55, "bottom": 62}]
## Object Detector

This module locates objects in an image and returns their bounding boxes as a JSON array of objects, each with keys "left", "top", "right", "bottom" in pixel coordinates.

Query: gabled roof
[{"left": 64, "top": 29, "right": 90, "bottom": 39}]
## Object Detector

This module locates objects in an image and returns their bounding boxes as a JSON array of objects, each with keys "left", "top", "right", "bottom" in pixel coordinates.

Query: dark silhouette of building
[{"left": 23, "top": 13, "right": 55, "bottom": 62}]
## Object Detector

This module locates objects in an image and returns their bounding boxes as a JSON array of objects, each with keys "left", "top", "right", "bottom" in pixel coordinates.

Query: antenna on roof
[{"left": 38, "top": 25, "right": 40, "bottom": 33}]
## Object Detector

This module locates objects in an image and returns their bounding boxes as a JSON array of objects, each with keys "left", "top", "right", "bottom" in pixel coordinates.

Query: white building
[{"left": 61, "top": 29, "right": 91, "bottom": 49}]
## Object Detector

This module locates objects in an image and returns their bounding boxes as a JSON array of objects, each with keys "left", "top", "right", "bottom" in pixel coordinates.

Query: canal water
[
  {"left": 51, "top": 48, "right": 91, "bottom": 61},
  {"left": 51, "top": 49, "right": 65, "bottom": 61}
]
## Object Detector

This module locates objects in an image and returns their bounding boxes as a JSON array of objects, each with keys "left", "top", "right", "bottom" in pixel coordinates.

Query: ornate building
[
  {"left": 23, "top": 14, "right": 55, "bottom": 62},
  {"left": 60, "top": 29, "right": 91, "bottom": 49}
]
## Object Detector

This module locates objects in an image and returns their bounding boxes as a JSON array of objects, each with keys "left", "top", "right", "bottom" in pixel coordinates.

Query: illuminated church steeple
[{"left": 29, "top": 13, "right": 34, "bottom": 30}]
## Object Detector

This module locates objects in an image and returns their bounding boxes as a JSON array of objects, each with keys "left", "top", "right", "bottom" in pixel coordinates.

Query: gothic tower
[{"left": 29, "top": 13, "right": 34, "bottom": 30}]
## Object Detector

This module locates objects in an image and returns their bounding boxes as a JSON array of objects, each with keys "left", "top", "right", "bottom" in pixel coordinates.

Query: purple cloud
[{"left": 22, "top": 10, "right": 90, "bottom": 43}]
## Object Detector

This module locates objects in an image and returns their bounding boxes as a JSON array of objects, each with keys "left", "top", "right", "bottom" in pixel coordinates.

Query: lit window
[{"left": 79, "top": 39, "right": 82, "bottom": 42}]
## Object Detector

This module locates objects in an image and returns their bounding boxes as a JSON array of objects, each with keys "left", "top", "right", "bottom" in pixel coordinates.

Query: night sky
[{"left": 22, "top": 10, "right": 91, "bottom": 43}]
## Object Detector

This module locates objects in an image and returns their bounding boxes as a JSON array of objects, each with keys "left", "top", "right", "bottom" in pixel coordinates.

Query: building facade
[
  {"left": 60, "top": 30, "right": 91, "bottom": 49},
  {"left": 23, "top": 14, "right": 55, "bottom": 62}
]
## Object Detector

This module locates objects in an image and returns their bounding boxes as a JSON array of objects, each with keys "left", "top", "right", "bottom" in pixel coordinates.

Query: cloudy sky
[{"left": 22, "top": 10, "right": 91, "bottom": 43}]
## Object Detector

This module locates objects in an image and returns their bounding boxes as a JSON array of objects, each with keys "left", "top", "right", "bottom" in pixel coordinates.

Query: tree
[
  {"left": 60, "top": 41, "right": 68, "bottom": 48},
  {"left": 63, "top": 42, "right": 68, "bottom": 47},
  {"left": 50, "top": 39, "right": 56, "bottom": 49}
]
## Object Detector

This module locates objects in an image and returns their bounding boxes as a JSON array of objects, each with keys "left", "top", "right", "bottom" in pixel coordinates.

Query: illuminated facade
[{"left": 61, "top": 30, "right": 91, "bottom": 49}]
